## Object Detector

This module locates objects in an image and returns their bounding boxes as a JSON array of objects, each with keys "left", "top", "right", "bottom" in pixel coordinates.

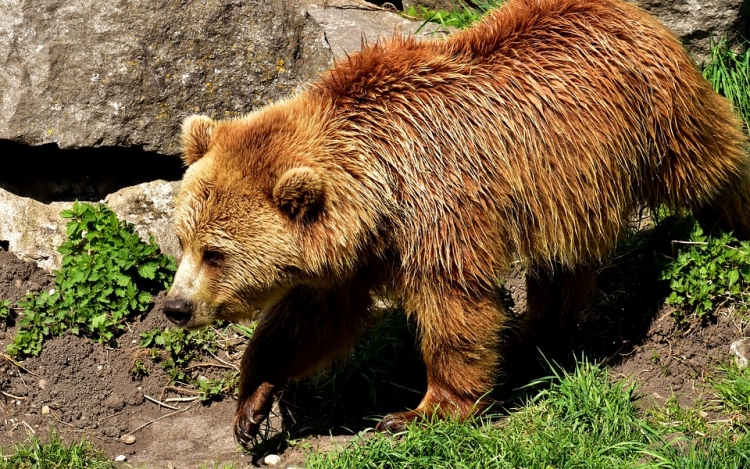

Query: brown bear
[{"left": 164, "top": 0, "right": 750, "bottom": 447}]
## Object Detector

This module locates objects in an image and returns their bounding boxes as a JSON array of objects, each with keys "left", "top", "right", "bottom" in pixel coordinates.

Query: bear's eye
[{"left": 203, "top": 248, "right": 225, "bottom": 268}]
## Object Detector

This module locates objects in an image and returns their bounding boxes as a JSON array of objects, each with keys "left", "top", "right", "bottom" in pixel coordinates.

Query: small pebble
[
  {"left": 264, "top": 454, "right": 281, "bottom": 466},
  {"left": 114, "top": 455, "right": 127, "bottom": 462},
  {"left": 41, "top": 405, "right": 50, "bottom": 415},
  {"left": 38, "top": 379, "right": 47, "bottom": 390},
  {"left": 120, "top": 434, "right": 137, "bottom": 445}
]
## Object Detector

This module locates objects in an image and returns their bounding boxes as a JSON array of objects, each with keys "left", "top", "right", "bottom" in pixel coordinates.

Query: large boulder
[
  {"left": 0, "top": 0, "right": 332, "bottom": 156},
  {"left": 0, "top": 181, "right": 179, "bottom": 271},
  {"left": 639, "top": 0, "right": 748, "bottom": 64}
]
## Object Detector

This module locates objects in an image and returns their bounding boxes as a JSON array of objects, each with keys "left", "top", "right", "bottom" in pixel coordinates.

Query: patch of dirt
[{"left": 0, "top": 234, "right": 747, "bottom": 468}]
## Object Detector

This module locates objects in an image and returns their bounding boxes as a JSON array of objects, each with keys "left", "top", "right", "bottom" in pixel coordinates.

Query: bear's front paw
[
  {"left": 233, "top": 382, "right": 276, "bottom": 448},
  {"left": 374, "top": 410, "right": 419, "bottom": 433},
  {"left": 233, "top": 404, "right": 266, "bottom": 447}
]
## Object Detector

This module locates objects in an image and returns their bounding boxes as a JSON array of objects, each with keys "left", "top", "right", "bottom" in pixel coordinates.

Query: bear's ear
[
  {"left": 181, "top": 115, "right": 216, "bottom": 166},
  {"left": 273, "top": 167, "right": 325, "bottom": 220}
]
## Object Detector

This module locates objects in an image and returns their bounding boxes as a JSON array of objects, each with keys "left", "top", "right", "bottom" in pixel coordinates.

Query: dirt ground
[{"left": 0, "top": 238, "right": 746, "bottom": 468}]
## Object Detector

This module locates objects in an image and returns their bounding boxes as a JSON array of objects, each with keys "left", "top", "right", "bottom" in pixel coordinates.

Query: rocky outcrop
[
  {"left": 0, "top": 181, "right": 179, "bottom": 271},
  {"left": 639, "top": 0, "right": 748, "bottom": 64},
  {"left": 0, "top": 0, "right": 332, "bottom": 156},
  {"left": 304, "top": 1, "right": 448, "bottom": 61}
]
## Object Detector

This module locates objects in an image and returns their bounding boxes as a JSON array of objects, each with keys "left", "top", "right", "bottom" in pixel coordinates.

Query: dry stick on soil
[
  {"left": 163, "top": 396, "right": 199, "bottom": 403},
  {"left": 144, "top": 394, "right": 180, "bottom": 410},
  {"left": 128, "top": 404, "right": 195, "bottom": 435},
  {"left": 207, "top": 350, "right": 240, "bottom": 371},
  {"left": 0, "top": 353, "right": 38, "bottom": 376},
  {"left": 186, "top": 362, "right": 236, "bottom": 370},
  {"left": 1, "top": 391, "right": 25, "bottom": 400}
]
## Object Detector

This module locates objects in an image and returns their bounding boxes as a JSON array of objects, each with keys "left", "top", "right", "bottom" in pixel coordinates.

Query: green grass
[
  {"left": 405, "top": 1, "right": 504, "bottom": 30},
  {"left": 0, "top": 431, "right": 114, "bottom": 469},
  {"left": 703, "top": 39, "right": 750, "bottom": 126},
  {"left": 305, "top": 361, "right": 750, "bottom": 469}
]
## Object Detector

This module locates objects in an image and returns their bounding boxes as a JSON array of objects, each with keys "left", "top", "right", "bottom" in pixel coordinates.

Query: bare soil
[{"left": 0, "top": 238, "right": 746, "bottom": 468}]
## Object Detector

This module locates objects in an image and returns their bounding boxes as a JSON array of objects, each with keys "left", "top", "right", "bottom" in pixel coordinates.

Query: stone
[
  {"left": 304, "top": 0, "right": 448, "bottom": 61},
  {"left": 0, "top": 180, "right": 179, "bottom": 271},
  {"left": 263, "top": 454, "right": 282, "bottom": 466},
  {"left": 731, "top": 338, "right": 750, "bottom": 368},
  {"left": 0, "top": 188, "right": 71, "bottom": 271},
  {"left": 638, "top": 0, "right": 748, "bottom": 64},
  {"left": 105, "top": 180, "right": 181, "bottom": 260},
  {"left": 114, "top": 454, "right": 127, "bottom": 462},
  {"left": 104, "top": 395, "right": 126, "bottom": 412},
  {"left": 120, "top": 434, "right": 137, "bottom": 445},
  {"left": 0, "top": 0, "right": 332, "bottom": 155}
]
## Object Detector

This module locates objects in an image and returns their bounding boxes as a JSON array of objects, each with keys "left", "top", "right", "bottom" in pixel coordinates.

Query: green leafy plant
[
  {"left": 139, "top": 324, "right": 241, "bottom": 400},
  {"left": 7, "top": 202, "right": 176, "bottom": 357},
  {"left": 661, "top": 225, "right": 750, "bottom": 322},
  {"left": 0, "top": 299, "right": 10, "bottom": 321}
]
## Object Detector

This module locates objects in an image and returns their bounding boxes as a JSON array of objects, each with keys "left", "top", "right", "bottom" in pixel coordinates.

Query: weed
[
  {"left": 139, "top": 324, "right": 242, "bottom": 401},
  {"left": 660, "top": 224, "right": 750, "bottom": 322},
  {"left": 0, "top": 299, "right": 9, "bottom": 321},
  {"left": 7, "top": 202, "right": 176, "bottom": 357}
]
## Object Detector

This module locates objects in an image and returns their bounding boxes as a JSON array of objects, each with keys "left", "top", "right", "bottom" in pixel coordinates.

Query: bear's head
[{"left": 164, "top": 110, "right": 328, "bottom": 329}]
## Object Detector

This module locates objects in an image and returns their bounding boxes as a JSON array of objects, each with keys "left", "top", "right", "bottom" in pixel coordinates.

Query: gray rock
[
  {"left": 631, "top": 0, "right": 746, "bottom": 64},
  {"left": 105, "top": 180, "right": 181, "bottom": 260},
  {"left": 0, "top": 0, "right": 332, "bottom": 156},
  {"left": 0, "top": 180, "right": 178, "bottom": 271},
  {"left": 0, "top": 189, "right": 71, "bottom": 271},
  {"left": 304, "top": 1, "right": 449, "bottom": 61},
  {"left": 730, "top": 338, "right": 750, "bottom": 368}
]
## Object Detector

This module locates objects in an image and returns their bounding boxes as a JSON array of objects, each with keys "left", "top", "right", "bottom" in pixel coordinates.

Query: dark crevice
[
  {"left": 0, "top": 140, "right": 185, "bottom": 203},
  {"left": 0, "top": 241, "right": 9, "bottom": 251}
]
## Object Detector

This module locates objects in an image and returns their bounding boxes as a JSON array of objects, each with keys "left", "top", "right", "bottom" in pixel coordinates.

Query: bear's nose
[{"left": 163, "top": 298, "right": 194, "bottom": 326}]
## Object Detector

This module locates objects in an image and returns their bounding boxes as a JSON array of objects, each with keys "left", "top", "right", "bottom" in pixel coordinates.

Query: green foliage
[
  {"left": 661, "top": 225, "right": 750, "bottom": 321},
  {"left": 0, "top": 430, "right": 114, "bottom": 469},
  {"left": 139, "top": 325, "right": 241, "bottom": 401},
  {"left": 405, "top": 0, "right": 504, "bottom": 30},
  {"left": 7, "top": 202, "right": 176, "bottom": 357},
  {"left": 0, "top": 299, "right": 9, "bottom": 320},
  {"left": 197, "top": 372, "right": 240, "bottom": 402},
  {"left": 703, "top": 38, "right": 750, "bottom": 126}
]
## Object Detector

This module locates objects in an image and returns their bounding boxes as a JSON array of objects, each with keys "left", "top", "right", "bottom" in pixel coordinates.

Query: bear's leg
[
  {"left": 523, "top": 264, "right": 596, "bottom": 350},
  {"left": 376, "top": 290, "right": 505, "bottom": 432},
  {"left": 234, "top": 283, "right": 372, "bottom": 447},
  {"left": 694, "top": 172, "right": 750, "bottom": 239}
]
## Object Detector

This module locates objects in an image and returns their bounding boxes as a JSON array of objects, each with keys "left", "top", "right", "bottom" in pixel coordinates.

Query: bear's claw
[
  {"left": 233, "top": 382, "right": 276, "bottom": 448},
  {"left": 375, "top": 411, "right": 418, "bottom": 433}
]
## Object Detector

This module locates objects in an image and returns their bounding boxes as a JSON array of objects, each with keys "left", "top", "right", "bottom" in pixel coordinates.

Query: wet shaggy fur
[{"left": 167, "top": 0, "right": 750, "bottom": 446}]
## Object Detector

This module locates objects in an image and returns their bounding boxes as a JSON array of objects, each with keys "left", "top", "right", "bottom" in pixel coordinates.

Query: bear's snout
[{"left": 163, "top": 298, "right": 195, "bottom": 326}]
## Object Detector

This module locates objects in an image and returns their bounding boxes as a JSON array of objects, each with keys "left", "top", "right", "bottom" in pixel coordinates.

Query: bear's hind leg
[
  {"left": 376, "top": 288, "right": 505, "bottom": 432},
  {"left": 234, "top": 282, "right": 372, "bottom": 447},
  {"left": 522, "top": 264, "right": 596, "bottom": 353},
  {"left": 693, "top": 170, "right": 750, "bottom": 239}
]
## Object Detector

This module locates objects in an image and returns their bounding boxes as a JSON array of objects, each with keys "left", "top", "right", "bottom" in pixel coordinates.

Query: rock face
[
  {"left": 0, "top": 181, "right": 179, "bottom": 271},
  {"left": 0, "top": 0, "right": 332, "bottom": 156},
  {"left": 639, "top": 0, "right": 748, "bottom": 64},
  {"left": 304, "top": 1, "right": 448, "bottom": 61}
]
